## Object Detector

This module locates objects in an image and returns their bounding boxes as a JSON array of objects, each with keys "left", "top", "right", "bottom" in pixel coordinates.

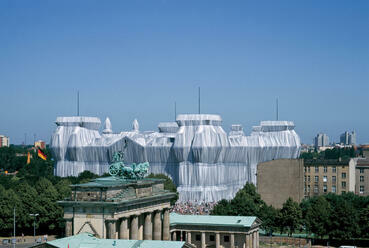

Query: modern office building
[
  {"left": 0, "top": 135, "right": 9, "bottom": 147},
  {"left": 170, "top": 213, "right": 261, "bottom": 248},
  {"left": 314, "top": 133, "right": 329, "bottom": 149},
  {"left": 340, "top": 131, "right": 356, "bottom": 145}
]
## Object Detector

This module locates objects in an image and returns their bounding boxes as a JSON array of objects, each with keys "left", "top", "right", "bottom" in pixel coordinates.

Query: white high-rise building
[
  {"left": 340, "top": 131, "right": 356, "bottom": 145},
  {"left": 314, "top": 133, "right": 329, "bottom": 148},
  {"left": 0, "top": 135, "right": 9, "bottom": 147}
]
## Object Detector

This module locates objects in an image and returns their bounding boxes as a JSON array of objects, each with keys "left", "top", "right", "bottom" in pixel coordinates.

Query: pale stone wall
[{"left": 257, "top": 159, "right": 304, "bottom": 208}]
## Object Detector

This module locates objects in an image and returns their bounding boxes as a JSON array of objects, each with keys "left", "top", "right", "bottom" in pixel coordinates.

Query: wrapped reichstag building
[{"left": 51, "top": 114, "right": 301, "bottom": 202}]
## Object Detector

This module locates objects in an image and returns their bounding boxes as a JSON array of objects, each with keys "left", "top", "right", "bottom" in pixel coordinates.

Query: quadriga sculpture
[{"left": 109, "top": 151, "right": 149, "bottom": 180}]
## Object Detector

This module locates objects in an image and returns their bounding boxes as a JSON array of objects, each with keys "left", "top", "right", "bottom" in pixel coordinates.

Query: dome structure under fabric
[{"left": 51, "top": 114, "right": 301, "bottom": 202}]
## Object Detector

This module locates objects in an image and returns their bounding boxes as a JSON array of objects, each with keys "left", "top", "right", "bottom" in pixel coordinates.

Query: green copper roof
[
  {"left": 46, "top": 233, "right": 186, "bottom": 248},
  {"left": 71, "top": 177, "right": 163, "bottom": 188},
  {"left": 170, "top": 213, "right": 258, "bottom": 228}
]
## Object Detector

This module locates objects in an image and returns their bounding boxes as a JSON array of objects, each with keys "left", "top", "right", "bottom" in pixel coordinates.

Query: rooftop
[
  {"left": 42, "top": 233, "right": 188, "bottom": 248},
  {"left": 170, "top": 213, "right": 259, "bottom": 228},
  {"left": 71, "top": 177, "right": 163, "bottom": 188}
]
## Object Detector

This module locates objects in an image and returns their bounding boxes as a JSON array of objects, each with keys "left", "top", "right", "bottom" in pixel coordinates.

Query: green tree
[
  {"left": 359, "top": 205, "right": 369, "bottom": 238},
  {"left": 328, "top": 198, "right": 359, "bottom": 240},
  {"left": 211, "top": 199, "right": 234, "bottom": 215},
  {"left": 279, "top": 198, "right": 302, "bottom": 236},
  {"left": 0, "top": 186, "right": 22, "bottom": 236},
  {"left": 34, "top": 178, "right": 63, "bottom": 233},
  {"left": 305, "top": 196, "right": 331, "bottom": 238}
]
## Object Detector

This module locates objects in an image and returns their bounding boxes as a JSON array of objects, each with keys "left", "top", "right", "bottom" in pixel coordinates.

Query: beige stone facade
[
  {"left": 59, "top": 178, "right": 176, "bottom": 240},
  {"left": 257, "top": 159, "right": 304, "bottom": 208}
]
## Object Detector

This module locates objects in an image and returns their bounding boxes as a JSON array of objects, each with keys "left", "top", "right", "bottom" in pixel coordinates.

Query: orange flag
[{"left": 27, "top": 152, "right": 31, "bottom": 164}]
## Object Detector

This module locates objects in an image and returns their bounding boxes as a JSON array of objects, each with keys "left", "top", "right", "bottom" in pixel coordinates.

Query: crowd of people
[{"left": 171, "top": 201, "right": 216, "bottom": 215}]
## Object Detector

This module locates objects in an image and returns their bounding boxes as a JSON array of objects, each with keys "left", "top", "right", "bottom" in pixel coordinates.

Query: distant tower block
[
  {"left": 132, "top": 119, "right": 139, "bottom": 132},
  {"left": 102, "top": 117, "right": 113, "bottom": 134}
]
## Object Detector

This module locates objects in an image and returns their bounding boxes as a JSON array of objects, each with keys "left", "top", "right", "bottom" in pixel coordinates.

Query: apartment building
[
  {"left": 304, "top": 158, "right": 355, "bottom": 197},
  {"left": 356, "top": 159, "right": 369, "bottom": 196}
]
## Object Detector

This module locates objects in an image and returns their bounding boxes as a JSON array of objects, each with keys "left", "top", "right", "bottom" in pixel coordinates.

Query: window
[
  {"left": 332, "top": 176, "right": 336, "bottom": 183},
  {"left": 323, "top": 176, "right": 327, "bottom": 182},
  {"left": 308, "top": 176, "right": 311, "bottom": 182},
  {"left": 360, "top": 176, "right": 364, "bottom": 182},
  {"left": 332, "top": 166, "right": 336, "bottom": 173},
  {"left": 307, "top": 185, "right": 310, "bottom": 193},
  {"left": 308, "top": 166, "right": 311, "bottom": 172},
  {"left": 304, "top": 167, "right": 307, "bottom": 173},
  {"left": 360, "top": 168, "right": 364, "bottom": 174},
  {"left": 210, "top": 235, "right": 215, "bottom": 242},
  {"left": 304, "top": 176, "right": 306, "bottom": 182},
  {"left": 315, "top": 166, "right": 319, "bottom": 173},
  {"left": 342, "top": 173, "right": 346, "bottom": 179},
  {"left": 196, "top": 235, "right": 201, "bottom": 241},
  {"left": 342, "top": 181, "right": 346, "bottom": 188},
  {"left": 323, "top": 185, "right": 327, "bottom": 193},
  {"left": 224, "top": 236, "right": 230, "bottom": 242},
  {"left": 324, "top": 166, "right": 327, "bottom": 173},
  {"left": 360, "top": 185, "right": 364, "bottom": 194},
  {"left": 332, "top": 186, "right": 336, "bottom": 193},
  {"left": 315, "top": 176, "right": 319, "bottom": 182},
  {"left": 342, "top": 190, "right": 346, "bottom": 193},
  {"left": 314, "top": 185, "right": 319, "bottom": 193}
]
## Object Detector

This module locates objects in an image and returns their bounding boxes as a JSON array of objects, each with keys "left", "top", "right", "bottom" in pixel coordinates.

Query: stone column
[
  {"left": 215, "top": 232, "right": 220, "bottom": 248},
  {"left": 106, "top": 220, "right": 117, "bottom": 239},
  {"left": 119, "top": 217, "right": 129, "bottom": 239},
  {"left": 172, "top": 231, "right": 177, "bottom": 241},
  {"left": 65, "top": 218, "right": 73, "bottom": 237},
  {"left": 230, "top": 233, "right": 235, "bottom": 248},
  {"left": 245, "top": 233, "right": 250, "bottom": 248},
  {"left": 144, "top": 212, "right": 153, "bottom": 240},
  {"left": 187, "top": 232, "right": 191, "bottom": 244},
  {"left": 163, "top": 208, "right": 170, "bottom": 240},
  {"left": 201, "top": 232, "right": 206, "bottom": 248},
  {"left": 153, "top": 210, "right": 162, "bottom": 240},
  {"left": 256, "top": 231, "right": 259, "bottom": 248},
  {"left": 138, "top": 215, "right": 143, "bottom": 240},
  {"left": 130, "top": 215, "right": 138, "bottom": 240}
]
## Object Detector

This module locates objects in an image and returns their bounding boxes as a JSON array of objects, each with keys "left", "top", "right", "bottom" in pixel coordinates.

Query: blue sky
[{"left": 0, "top": 0, "right": 368, "bottom": 145}]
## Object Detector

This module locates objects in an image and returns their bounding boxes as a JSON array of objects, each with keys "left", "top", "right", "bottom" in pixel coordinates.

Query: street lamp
[{"left": 29, "top": 214, "right": 39, "bottom": 242}]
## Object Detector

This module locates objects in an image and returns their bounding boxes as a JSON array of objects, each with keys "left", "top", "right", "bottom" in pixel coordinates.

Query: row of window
[
  {"left": 305, "top": 167, "right": 366, "bottom": 174},
  {"left": 306, "top": 185, "right": 337, "bottom": 193},
  {"left": 305, "top": 185, "right": 366, "bottom": 194},
  {"left": 305, "top": 166, "right": 339, "bottom": 173},
  {"left": 304, "top": 174, "right": 353, "bottom": 182},
  {"left": 305, "top": 181, "right": 347, "bottom": 192},
  {"left": 305, "top": 175, "right": 365, "bottom": 183}
]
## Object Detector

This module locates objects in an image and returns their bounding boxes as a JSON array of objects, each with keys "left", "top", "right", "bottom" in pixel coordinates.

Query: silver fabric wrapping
[{"left": 51, "top": 115, "right": 301, "bottom": 202}]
